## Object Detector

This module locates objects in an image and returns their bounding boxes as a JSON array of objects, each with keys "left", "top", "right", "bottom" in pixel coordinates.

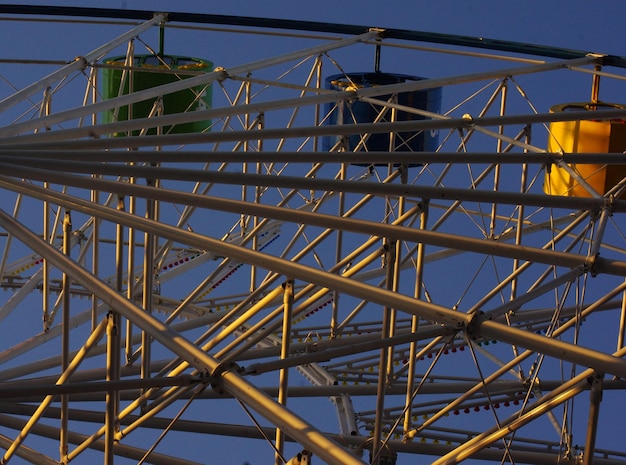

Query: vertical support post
[
  {"left": 591, "top": 65, "right": 601, "bottom": 104},
  {"left": 618, "top": 282, "right": 626, "bottom": 352},
  {"left": 384, "top": 105, "right": 400, "bottom": 378},
  {"left": 374, "top": 40, "right": 381, "bottom": 73},
  {"left": 105, "top": 312, "right": 120, "bottom": 465},
  {"left": 332, "top": 161, "right": 347, "bottom": 339},
  {"left": 142, "top": 180, "right": 155, "bottom": 392},
  {"left": 312, "top": 55, "right": 322, "bottom": 153},
  {"left": 141, "top": 114, "right": 160, "bottom": 393},
  {"left": 91, "top": 188, "right": 100, "bottom": 332},
  {"left": 372, "top": 239, "right": 396, "bottom": 465},
  {"left": 404, "top": 201, "right": 428, "bottom": 437},
  {"left": 60, "top": 209, "right": 72, "bottom": 462},
  {"left": 583, "top": 374, "right": 603, "bottom": 465},
  {"left": 90, "top": 69, "right": 100, "bottom": 332},
  {"left": 41, "top": 87, "right": 52, "bottom": 332},
  {"left": 158, "top": 22, "right": 165, "bottom": 56},
  {"left": 510, "top": 125, "right": 530, "bottom": 302},
  {"left": 489, "top": 78, "right": 508, "bottom": 238},
  {"left": 105, "top": 196, "right": 124, "bottom": 464},
  {"left": 241, "top": 79, "right": 251, "bottom": 241},
  {"left": 275, "top": 279, "right": 294, "bottom": 465},
  {"left": 507, "top": 125, "right": 531, "bottom": 377},
  {"left": 126, "top": 182, "right": 136, "bottom": 364},
  {"left": 250, "top": 112, "right": 264, "bottom": 292}
]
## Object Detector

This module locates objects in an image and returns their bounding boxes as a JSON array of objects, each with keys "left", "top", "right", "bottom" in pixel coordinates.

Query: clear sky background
[
  {"left": 4, "top": 0, "right": 626, "bottom": 56},
  {"left": 0, "top": 1, "right": 624, "bottom": 465}
]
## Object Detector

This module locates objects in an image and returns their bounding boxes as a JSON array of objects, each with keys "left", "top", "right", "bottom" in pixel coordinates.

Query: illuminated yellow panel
[{"left": 544, "top": 103, "right": 626, "bottom": 197}]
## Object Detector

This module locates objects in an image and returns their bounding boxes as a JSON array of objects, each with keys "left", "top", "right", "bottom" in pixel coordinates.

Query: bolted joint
[
  {"left": 587, "top": 373, "right": 604, "bottom": 403},
  {"left": 466, "top": 311, "right": 488, "bottom": 340},
  {"left": 213, "top": 66, "right": 229, "bottom": 82},
  {"left": 210, "top": 361, "right": 240, "bottom": 395},
  {"left": 369, "top": 27, "right": 387, "bottom": 39},
  {"left": 461, "top": 113, "right": 475, "bottom": 128}
]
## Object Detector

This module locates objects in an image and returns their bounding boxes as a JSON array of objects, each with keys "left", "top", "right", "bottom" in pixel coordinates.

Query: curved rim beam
[{"left": 1, "top": 5, "right": 624, "bottom": 66}]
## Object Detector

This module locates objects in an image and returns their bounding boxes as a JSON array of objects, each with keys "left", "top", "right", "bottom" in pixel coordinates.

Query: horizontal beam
[
  {"left": 2, "top": 150, "right": 626, "bottom": 166},
  {"left": 4, "top": 103, "right": 626, "bottom": 151},
  {"left": 2, "top": 403, "right": 625, "bottom": 465},
  {"left": 3, "top": 157, "right": 624, "bottom": 214},
  {"left": 3, "top": 171, "right": 624, "bottom": 278},
  {"left": 0, "top": 412, "right": 204, "bottom": 465},
  {"left": 0, "top": 375, "right": 200, "bottom": 399}
]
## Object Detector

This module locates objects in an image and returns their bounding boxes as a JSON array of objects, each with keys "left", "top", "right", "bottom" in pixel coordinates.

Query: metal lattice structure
[{"left": 1, "top": 6, "right": 626, "bottom": 465}]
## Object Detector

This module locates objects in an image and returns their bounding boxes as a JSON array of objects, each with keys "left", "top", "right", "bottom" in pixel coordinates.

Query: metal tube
[
  {"left": 59, "top": 209, "right": 72, "bottom": 462},
  {"left": 0, "top": 316, "right": 107, "bottom": 464},
  {"left": 404, "top": 202, "right": 427, "bottom": 436},
  {"left": 275, "top": 280, "right": 294, "bottom": 465},
  {"left": 0, "top": 209, "right": 367, "bottom": 465},
  {"left": 0, "top": 411, "right": 203, "bottom": 465},
  {"left": 409, "top": 278, "right": 626, "bottom": 438},
  {"left": 3, "top": 149, "right": 626, "bottom": 166},
  {"left": 1, "top": 59, "right": 613, "bottom": 145},
  {"left": 332, "top": 161, "right": 347, "bottom": 339},
  {"left": 4, "top": 158, "right": 622, "bottom": 215},
  {"left": 618, "top": 281, "right": 626, "bottom": 352},
  {"left": 126, "top": 183, "right": 136, "bottom": 364},
  {"left": 105, "top": 311, "right": 119, "bottom": 465},
  {"left": 591, "top": 65, "right": 602, "bottom": 104},
  {"left": 478, "top": 318, "right": 626, "bottom": 378},
  {"left": 0, "top": 29, "right": 381, "bottom": 137},
  {"left": 6, "top": 180, "right": 626, "bottom": 376},
  {"left": 142, "top": 190, "right": 155, "bottom": 394},
  {"left": 583, "top": 374, "right": 603, "bottom": 465},
  {"left": 489, "top": 79, "right": 508, "bottom": 237},
  {"left": 0, "top": 13, "right": 166, "bottom": 114},
  {"left": 1, "top": 172, "right": 622, "bottom": 278},
  {"left": 3, "top": 175, "right": 626, "bottom": 337},
  {"left": 92, "top": 185, "right": 100, "bottom": 332},
  {"left": 372, "top": 240, "right": 395, "bottom": 465}
]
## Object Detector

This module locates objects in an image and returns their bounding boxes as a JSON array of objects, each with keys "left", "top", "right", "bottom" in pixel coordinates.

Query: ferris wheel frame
[{"left": 0, "top": 6, "right": 625, "bottom": 465}]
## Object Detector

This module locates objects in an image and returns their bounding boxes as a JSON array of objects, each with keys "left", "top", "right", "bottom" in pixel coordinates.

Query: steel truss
[{"left": 0, "top": 6, "right": 626, "bottom": 465}]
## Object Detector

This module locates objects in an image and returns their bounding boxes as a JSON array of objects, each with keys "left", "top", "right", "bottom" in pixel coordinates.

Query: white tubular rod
[
  {"left": 6, "top": 157, "right": 616, "bottom": 213},
  {"left": 2, "top": 150, "right": 626, "bottom": 166},
  {"left": 0, "top": 29, "right": 381, "bottom": 137},
  {"left": 0, "top": 13, "right": 166, "bottom": 115},
  {"left": 0, "top": 171, "right": 620, "bottom": 276},
  {"left": 3, "top": 179, "right": 626, "bottom": 381},
  {"left": 0, "top": 209, "right": 367, "bottom": 465},
  {"left": 478, "top": 318, "right": 626, "bottom": 378}
]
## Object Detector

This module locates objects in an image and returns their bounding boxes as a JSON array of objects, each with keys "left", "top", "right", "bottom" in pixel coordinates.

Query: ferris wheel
[{"left": 1, "top": 6, "right": 626, "bottom": 465}]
